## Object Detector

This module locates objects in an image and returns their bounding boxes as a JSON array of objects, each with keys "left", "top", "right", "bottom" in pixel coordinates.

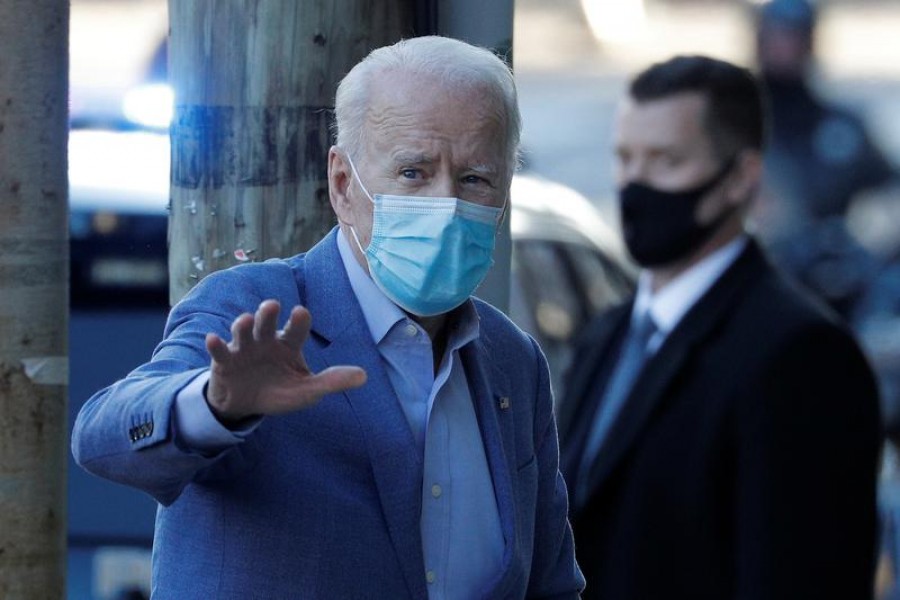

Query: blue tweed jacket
[{"left": 72, "top": 228, "right": 584, "bottom": 599}]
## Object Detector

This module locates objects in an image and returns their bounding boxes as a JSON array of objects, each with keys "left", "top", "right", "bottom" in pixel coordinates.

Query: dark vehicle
[
  {"left": 68, "top": 130, "right": 169, "bottom": 600},
  {"left": 67, "top": 128, "right": 634, "bottom": 599}
]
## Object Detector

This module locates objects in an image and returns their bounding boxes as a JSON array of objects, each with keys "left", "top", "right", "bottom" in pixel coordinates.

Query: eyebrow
[
  {"left": 614, "top": 143, "right": 684, "bottom": 156},
  {"left": 390, "top": 154, "right": 500, "bottom": 176},
  {"left": 391, "top": 152, "right": 432, "bottom": 166},
  {"left": 469, "top": 163, "right": 499, "bottom": 176},
  {"left": 647, "top": 146, "right": 688, "bottom": 158}
]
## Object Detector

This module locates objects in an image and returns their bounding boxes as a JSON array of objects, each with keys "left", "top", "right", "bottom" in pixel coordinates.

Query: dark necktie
[{"left": 575, "top": 311, "right": 658, "bottom": 507}]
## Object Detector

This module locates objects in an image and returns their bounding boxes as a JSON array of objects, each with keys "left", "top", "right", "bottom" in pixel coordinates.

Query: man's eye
[
  {"left": 400, "top": 169, "right": 419, "bottom": 179},
  {"left": 661, "top": 154, "right": 682, "bottom": 167},
  {"left": 462, "top": 175, "right": 488, "bottom": 185}
]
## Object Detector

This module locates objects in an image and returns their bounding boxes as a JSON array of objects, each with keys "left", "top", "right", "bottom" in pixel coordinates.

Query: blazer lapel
[
  {"left": 463, "top": 340, "right": 514, "bottom": 521},
  {"left": 461, "top": 331, "right": 528, "bottom": 597},
  {"left": 556, "top": 303, "right": 632, "bottom": 442},
  {"left": 301, "top": 230, "right": 427, "bottom": 600},
  {"left": 583, "top": 240, "right": 768, "bottom": 496}
]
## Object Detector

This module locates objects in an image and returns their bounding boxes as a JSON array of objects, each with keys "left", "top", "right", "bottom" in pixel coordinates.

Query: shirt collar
[
  {"left": 336, "top": 228, "right": 480, "bottom": 347},
  {"left": 633, "top": 235, "right": 748, "bottom": 335}
]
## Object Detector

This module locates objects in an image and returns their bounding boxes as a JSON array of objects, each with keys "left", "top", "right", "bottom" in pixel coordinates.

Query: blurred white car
[{"left": 508, "top": 174, "right": 635, "bottom": 387}]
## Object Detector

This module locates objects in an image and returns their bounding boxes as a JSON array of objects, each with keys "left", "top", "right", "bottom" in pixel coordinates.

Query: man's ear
[
  {"left": 727, "top": 150, "right": 763, "bottom": 206},
  {"left": 328, "top": 146, "right": 353, "bottom": 222}
]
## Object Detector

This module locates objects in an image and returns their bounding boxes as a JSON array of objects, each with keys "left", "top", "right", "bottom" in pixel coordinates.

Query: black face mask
[{"left": 619, "top": 159, "right": 735, "bottom": 268}]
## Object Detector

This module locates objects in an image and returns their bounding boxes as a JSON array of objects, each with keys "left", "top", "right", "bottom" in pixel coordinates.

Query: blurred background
[
  {"left": 66, "top": 0, "right": 900, "bottom": 597},
  {"left": 515, "top": 0, "right": 900, "bottom": 216}
]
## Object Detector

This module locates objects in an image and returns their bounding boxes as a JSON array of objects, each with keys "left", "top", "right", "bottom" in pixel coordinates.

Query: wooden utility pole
[
  {"left": 0, "top": 0, "right": 69, "bottom": 597},
  {"left": 167, "top": 0, "right": 414, "bottom": 303}
]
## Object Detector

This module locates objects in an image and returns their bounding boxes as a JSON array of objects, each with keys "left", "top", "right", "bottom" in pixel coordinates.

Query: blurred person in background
[
  {"left": 557, "top": 54, "right": 881, "bottom": 599},
  {"left": 754, "top": 6, "right": 900, "bottom": 594},
  {"left": 751, "top": 0, "right": 897, "bottom": 319}
]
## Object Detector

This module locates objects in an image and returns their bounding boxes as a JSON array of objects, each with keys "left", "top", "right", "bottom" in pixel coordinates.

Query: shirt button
[
  {"left": 404, "top": 322, "right": 418, "bottom": 337},
  {"left": 431, "top": 484, "right": 442, "bottom": 498},
  {"left": 426, "top": 570, "right": 436, "bottom": 584}
]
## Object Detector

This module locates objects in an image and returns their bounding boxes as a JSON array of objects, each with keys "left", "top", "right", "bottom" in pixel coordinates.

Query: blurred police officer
[{"left": 754, "top": 0, "right": 894, "bottom": 226}]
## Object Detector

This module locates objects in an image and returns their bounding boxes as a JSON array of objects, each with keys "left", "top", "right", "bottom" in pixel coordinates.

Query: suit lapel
[
  {"left": 557, "top": 303, "right": 631, "bottom": 442},
  {"left": 461, "top": 328, "right": 531, "bottom": 597},
  {"left": 301, "top": 230, "right": 427, "bottom": 600},
  {"left": 462, "top": 339, "right": 515, "bottom": 533},
  {"left": 583, "top": 240, "right": 769, "bottom": 495}
]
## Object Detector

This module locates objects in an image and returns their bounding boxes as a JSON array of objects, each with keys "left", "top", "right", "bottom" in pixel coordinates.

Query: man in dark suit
[{"left": 558, "top": 55, "right": 882, "bottom": 599}]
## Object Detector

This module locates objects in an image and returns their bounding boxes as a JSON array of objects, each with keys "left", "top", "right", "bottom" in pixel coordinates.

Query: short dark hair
[{"left": 629, "top": 55, "right": 767, "bottom": 156}]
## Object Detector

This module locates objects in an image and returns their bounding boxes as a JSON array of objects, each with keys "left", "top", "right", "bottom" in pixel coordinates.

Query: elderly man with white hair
[{"left": 72, "top": 36, "right": 585, "bottom": 599}]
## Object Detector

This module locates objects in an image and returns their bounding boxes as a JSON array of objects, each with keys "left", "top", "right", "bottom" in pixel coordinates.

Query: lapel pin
[{"left": 499, "top": 396, "right": 510, "bottom": 410}]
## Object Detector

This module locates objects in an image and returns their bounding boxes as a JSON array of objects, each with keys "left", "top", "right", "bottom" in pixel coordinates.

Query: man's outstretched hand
[{"left": 204, "top": 300, "right": 367, "bottom": 424}]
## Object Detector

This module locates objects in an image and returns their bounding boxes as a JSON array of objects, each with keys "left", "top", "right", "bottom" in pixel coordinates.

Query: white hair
[{"left": 334, "top": 36, "right": 521, "bottom": 175}]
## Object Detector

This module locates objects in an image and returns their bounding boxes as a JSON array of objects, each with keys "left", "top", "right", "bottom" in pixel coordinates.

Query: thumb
[{"left": 305, "top": 366, "right": 367, "bottom": 397}]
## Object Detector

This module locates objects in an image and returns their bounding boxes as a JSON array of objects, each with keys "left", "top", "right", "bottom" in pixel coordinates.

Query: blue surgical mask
[{"left": 344, "top": 155, "right": 503, "bottom": 317}]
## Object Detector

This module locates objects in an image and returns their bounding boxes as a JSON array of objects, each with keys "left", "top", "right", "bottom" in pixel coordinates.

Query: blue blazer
[{"left": 72, "top": 228, "right": 584, "bottom": 599}]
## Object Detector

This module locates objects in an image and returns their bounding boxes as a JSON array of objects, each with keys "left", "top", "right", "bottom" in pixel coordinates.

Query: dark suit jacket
[{"left": 558, "top": 239, "right": 882, "bottom": 600}]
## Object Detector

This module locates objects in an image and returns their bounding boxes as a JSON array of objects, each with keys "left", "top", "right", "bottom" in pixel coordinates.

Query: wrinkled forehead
[
  {"left": 352, "top": 70, "right": 509, "bottom": 170},
  {"left": 367, "top": 69, "right": 507, "bottom": 128}
]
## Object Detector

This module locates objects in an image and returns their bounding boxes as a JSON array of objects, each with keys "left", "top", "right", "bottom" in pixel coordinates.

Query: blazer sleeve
[
  {"left": 526, "top": 337, "right": 587, "bottom": 599},
  {"left": 733, "top": 321, "right": 882, "bottom": 599},
  {"left": 71, "top": 266, "right": 271, "bottom": 506}
]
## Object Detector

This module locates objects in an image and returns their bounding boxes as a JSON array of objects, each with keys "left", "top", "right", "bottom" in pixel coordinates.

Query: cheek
[
  {"left": 358, "top": 223, "right": 373, "bottom": 249},
  {"left": 654, "top": 164, "right": 705, "bottom": 190},
  {"left": 340, "top": 188, "right": 374, "bottom": 227},
  {"left": 654, "top": 155, "right": 722, "bottom": 191},
  {"left": 351, "top": 203, "right": 376, "bottom": 246},
  {"left": 695, "top": 190, "right": 729, "bottom": 224}
]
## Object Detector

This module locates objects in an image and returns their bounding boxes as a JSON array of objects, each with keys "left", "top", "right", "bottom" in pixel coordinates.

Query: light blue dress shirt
[
  {"left": 337, "top": 230, "right": 504, "bottom": 599},
  {"left": 173, "top": 230, "right": 504, "bottom": 599}
]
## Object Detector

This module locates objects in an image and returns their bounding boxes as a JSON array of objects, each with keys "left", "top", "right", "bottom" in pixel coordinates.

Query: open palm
[{"left": 204, "top": 300, "right": 367, "bottom": 423}]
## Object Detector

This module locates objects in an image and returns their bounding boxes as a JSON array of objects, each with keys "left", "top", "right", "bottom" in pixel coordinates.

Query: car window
[
  {"left": 69, "top": 209, "right": 169, "bottom": 309},
  {"left": 513, "top": 240, "right": 584, "bottom": 343},
  {"left": 511, "top": 239, "right": 587, "bottom": 395},
  {"left": 511, "top": 237, "right": 636, "bottom": 398},
  {"left": 565, "top": 243, "right": 633, "bottom": 314}
]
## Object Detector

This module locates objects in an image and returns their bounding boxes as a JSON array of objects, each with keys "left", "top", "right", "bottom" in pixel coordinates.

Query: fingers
[
  {"left": 304, "top": 366, "right": 368, "bottom": 397},
  {"left": 211, "top": 301, "right": 311, "bottom": 365},
  {"left": 280, "top": 305, "right": 312, "bottom": 349},
  {"left": 253, "top": 300, "right": 281, "bottom": 341},
  {"left": 206, "top": 332, "right": 231, "bottom": 365},
  {"left": 231, "top": 313, "right": 255, "bottom": 349},
  {"left": 232, "top": 301, "right": 283, "bottom": 348},
  {"left": 219, "top": 301, "right": 310, "bottom": 350}
]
